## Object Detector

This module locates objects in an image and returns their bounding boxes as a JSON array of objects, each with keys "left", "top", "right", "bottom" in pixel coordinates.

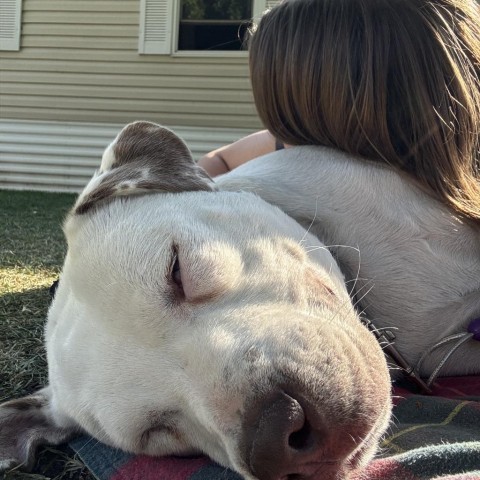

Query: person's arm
[{"left": 197, "top": 130, "right": 278, "bottom": 176}]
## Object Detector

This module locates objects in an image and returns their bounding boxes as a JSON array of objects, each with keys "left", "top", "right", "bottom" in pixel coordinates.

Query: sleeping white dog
[{"left": 1, "top": 122, "right": 479, "bottom": 480}]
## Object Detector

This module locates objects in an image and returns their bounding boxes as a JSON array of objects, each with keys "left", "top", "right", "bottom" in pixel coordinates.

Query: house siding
[
  {"left": 0, "top": 119, "right": 253, "bottom": 191},
  {"left": 0, "top": 0, "right": 262, "bottom": 129},
  {"left": 0, "top": 0, "right": 265, "bottom": 191}
]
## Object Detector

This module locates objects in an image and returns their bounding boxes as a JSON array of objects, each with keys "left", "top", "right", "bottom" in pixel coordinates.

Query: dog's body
[
  {"left": 219, "top": 146, "right": 480, "bottom": 377},
  {"left": 1, "top": 122, "right": 479, "bottom": 480}
]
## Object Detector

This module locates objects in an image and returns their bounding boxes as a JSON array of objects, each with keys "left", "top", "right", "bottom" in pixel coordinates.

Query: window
[
  {"left": 139, "top": 0, "right": 279, "bottom": 55},
  {"left": 0, "top": 0, "right": 22, "bottom": 51},
  {"left": 178, "top": 0, "right": 251, "bottom": 51}
]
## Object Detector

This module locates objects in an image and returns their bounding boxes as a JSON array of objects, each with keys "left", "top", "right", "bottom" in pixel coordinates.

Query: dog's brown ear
[
  {"left": 0, "top": 388, "right": 78, "bottom": 472},
  {"left": 73, "top": 121, "right": 215, "bottom": 215}
]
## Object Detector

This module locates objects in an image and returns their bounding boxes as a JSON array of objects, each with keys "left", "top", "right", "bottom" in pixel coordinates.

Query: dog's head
[{"left": 0, "top": 122, "right": 391, "bottom": 480}]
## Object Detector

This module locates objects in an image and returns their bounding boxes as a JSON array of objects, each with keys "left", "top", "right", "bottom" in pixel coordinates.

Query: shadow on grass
[
  {"left": 4, "top": 445, "right": 94, "bottom": 480},
  {"left": 0, "top": 190, "right": 75, "bottom": 271},
  {"left": 0, "top": 286, "right": 52, "bottom": 402},
  {"left": 1, "top": 286, "right": 95, "bottom": 480},
  {"left": 1, "top": 190, "right": 73, "bottom": 399},
  {"left": 0, "top": 191, "right": 95, "bottom": 479}
]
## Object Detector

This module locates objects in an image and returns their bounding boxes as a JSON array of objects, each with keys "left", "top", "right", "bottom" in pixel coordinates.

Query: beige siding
[
  {"left": 0, "top": 0, "right": 262, "bottom": 129},
  {"left": 0, "top": 119, "right": 253, "bottom": 191}
]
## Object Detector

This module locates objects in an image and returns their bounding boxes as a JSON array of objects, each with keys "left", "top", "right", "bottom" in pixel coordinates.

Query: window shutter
[
  {"left": 138, "top": 0, "right": 174, "bottom": 54},
  {"left": 0, "top": 0, "right": 22, "bottom": 51}
]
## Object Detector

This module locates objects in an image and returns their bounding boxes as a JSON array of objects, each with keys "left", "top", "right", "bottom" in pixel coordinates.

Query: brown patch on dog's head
[{"left": 73, "top": 121, "right": 215, "bottom": 215}]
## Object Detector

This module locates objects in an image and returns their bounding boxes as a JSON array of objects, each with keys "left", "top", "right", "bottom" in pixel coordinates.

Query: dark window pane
[
  {"left": 182, "top": 0, "right": 252, "bottom": 20},
  {"left": 179, "top": 0, "right": 252, "bottom": 51}
]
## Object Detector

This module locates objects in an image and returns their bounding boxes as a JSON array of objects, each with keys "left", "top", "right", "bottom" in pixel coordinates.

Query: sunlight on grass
[
  {"left": 1, "top": 190, "right": 94, "bottom": 479},
  {"left": 0, "top": 190, "right": 75, "bottom": 402},
  {"left": 1, "top": 266, "right": 59, "bottom": 294}
]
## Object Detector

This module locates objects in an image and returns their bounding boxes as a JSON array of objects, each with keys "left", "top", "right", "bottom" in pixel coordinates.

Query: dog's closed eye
[
  {"left": 166, "top": 242, "right": 241, "bottom": 304},
  {"left": 169, "top": 248, "right": 185, "bottom": 299},
  {"left": 172, "top": 256, "right": 182, "bottom": 289}
]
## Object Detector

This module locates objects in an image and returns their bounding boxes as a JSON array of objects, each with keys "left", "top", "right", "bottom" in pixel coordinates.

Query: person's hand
[{"left": 197, "top": 130, "right": 278, "bottom": 176}]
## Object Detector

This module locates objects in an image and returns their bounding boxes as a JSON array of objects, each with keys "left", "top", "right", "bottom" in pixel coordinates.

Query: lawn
[{"left": 0, "top": 189, "right": 94, "bottom": 480}]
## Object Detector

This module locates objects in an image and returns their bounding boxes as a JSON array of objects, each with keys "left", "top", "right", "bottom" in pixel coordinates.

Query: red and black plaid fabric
[{"left": 70, "top": 376, "right": 480, "bottom": 480}]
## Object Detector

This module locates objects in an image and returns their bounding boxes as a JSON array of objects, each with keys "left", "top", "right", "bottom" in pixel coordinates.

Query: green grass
[{"left": 0, "top": 190, "right": 94, "bottom": 480}]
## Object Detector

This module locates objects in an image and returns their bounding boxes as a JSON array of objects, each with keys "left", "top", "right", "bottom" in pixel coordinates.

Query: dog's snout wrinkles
[{"left": 245, "top": 391, "right": 339, "bottom": 480}]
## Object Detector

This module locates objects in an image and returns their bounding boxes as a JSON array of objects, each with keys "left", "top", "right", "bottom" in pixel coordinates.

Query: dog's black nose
[{"left": 243, "top": 391, "right": 340, "bottom": 480}]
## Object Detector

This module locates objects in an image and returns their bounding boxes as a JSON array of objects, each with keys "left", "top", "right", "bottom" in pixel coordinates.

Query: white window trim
[
  {"left": 0, "top": 0, "right": 22, "bottom": 51},
  {"left": 139, "top": 0, "right": 278, "bottom": 56}
]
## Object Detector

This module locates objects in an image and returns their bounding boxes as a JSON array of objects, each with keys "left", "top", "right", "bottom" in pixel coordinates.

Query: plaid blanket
[{"left": 70, "top": 377, "right": 480, "bottom": 480}]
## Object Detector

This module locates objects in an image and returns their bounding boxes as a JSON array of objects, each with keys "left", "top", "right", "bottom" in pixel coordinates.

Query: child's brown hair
[{"left": 249, "top": 0, "right": 480, "bottom": 223}]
